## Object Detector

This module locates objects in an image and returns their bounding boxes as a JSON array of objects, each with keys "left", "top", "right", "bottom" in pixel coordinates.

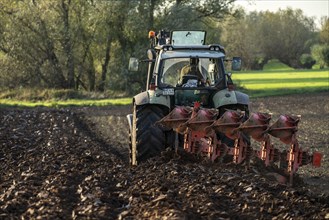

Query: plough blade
[
  {"left": 238, "top": 112, "right": 272, "bottom": 141},
  {"left": 206, "top": 110, "right": 244, "bottom": 139},
  {"left": 157, "top": 106, "right": 192, "bottom": 133},
  {"left": 206, "top": 110, "right": 249, "bottom": 164},
  {"left": 237, "top": 112, "right": 274, "bottom": 166},
  {"left": 267, "top": 115, "right": 300, "bottom": 144},
  {"left": 185, "top": 108, "right": 218, "bottom": 132}
]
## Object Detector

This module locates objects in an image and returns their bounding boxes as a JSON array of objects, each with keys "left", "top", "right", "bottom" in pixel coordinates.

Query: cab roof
[{"left": 160, "top": 46, "right": 226, "bottom": 59}]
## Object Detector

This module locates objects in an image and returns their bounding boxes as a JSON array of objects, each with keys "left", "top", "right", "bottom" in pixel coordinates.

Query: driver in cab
[{"left": 179, "top": 58, "right": 208, "bottom": 87}]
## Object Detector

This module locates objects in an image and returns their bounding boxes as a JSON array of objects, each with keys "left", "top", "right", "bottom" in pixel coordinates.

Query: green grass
[
  {"left": 0, "top": 89, "right": 132, "bottom": 108},
  {"left": 0, "top": 97, "right": 132, "bottom": 108},
  {"left": 263, "top": 59, "right": 293, "bottom": 71},
  {"left": 0, "top": 89, "right": 128, "bottom": 101},
  {"left": 233, "top": 68, "right": 329, "bottom": 97}
]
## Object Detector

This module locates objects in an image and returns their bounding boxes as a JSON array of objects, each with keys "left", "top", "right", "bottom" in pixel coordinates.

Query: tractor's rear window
[{"left": 160, "top": 57, "right": 224, "bottom": 88}]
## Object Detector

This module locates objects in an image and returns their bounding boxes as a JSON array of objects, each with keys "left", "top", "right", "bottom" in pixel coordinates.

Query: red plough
[{"left": 159, "top": 103, "right": 322, "bottom": 185}]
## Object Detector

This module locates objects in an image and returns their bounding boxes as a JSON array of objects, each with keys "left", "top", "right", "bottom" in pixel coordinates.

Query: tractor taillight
[
  {"left": 149, "top": 84, "right": 156, "bottom": 90},
  {"left": 313, "top": 152, "right": 322, "bottom": 167},
  {"left": 228, "top": 84, "right": 234, "bottom": 91}
]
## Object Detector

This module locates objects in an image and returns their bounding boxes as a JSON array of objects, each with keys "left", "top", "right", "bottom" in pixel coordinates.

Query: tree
[
  {"left": 0, "top": 1, "right": 67, "bottom": 88},
  {"left": 310, "top": 17, "right": 329, "bottom": 69},
  {"left": 156, "top": 0, "right": 236, "bottom": 30},
  {"left": 311, "top": 44, "right": 329, "bottom": 68},
  {"left": 0, "top": 0, "right": 238, "bottom": 93},
  {"left": 300, "top": 54, "right": 316, "bottom": 69},
  {"left": 0, "top": 0, "right": 131, "bottom": 91},
  {"left": 220, "top": 8, "right": 316, "bottom": 69},
  {"left": 256, "top": 9, "right": 315, "bottom": 68},
  {"left": 319, "top": 16, "right": 329, "bottom": 44},
  {"left": 221, "top": 11, "right": 268, "bottom": 70}
]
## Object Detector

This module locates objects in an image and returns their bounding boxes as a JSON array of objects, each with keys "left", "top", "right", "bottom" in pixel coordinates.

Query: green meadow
[
  {"left": 0, "top": 97, "right": 132, "bottom": 108},
  {"left": 233, "top": 69, "right": 329, "bottom": 97},
  {"left": 0, "top": 89, "right": 132, "bottom": 107}
]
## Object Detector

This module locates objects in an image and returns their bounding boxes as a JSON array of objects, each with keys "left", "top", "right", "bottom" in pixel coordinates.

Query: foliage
[
  {"left": 310, "top": 17, "right": 329, "bottom": 69},
  {"left": 311, "top": 44, "right": 329, "bottom": 68},
  {"left": 299, "top": 54, "right": 316, "bottom": 69},
  {"left": 221, "top": 11, "right": 266, "bottom": 70},
  {"left": 319, "top": 17, "right": 329, "bottom": 44},
  {"left": 0, "top": 0, "right": 236, "bottom": 94},
  {"left": 220, "top": 8, "right": 316, "bottom": 70}
]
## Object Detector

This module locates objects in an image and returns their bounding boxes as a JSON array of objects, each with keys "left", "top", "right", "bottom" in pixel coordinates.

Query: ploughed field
[{"left": 0, "top": 92, "right": 328, "bottom": 219}]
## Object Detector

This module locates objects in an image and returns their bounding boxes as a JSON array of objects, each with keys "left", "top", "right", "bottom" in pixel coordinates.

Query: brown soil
[{"left": 0, "top": 92, "right": 328, "bottom": 219}]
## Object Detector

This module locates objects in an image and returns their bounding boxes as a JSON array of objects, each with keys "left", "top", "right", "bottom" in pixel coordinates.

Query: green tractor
[{"left": 127, "top": 30, "right": 249, "bottom": 165}]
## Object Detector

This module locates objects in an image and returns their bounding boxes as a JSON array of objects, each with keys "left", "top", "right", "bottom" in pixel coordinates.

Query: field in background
[
  {"left": 0, "top": 60, "right": 328, "bottom": 107},
  {"left": 233, "top": 68, "right": 329, "bottom": 97}
]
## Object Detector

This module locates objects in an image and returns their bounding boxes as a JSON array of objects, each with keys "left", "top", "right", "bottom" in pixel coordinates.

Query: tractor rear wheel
[{"left": 130, "top": 104, "right": 168, "bottom": 165}]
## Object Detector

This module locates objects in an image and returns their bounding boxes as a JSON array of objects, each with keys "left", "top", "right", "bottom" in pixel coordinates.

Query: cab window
[{"left": 160, "top": 57, "right": 223, "bottom": 87}]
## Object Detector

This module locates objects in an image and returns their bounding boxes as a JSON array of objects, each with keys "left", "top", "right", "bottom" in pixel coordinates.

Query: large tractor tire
[{"left": 130, "top": 104, "right": 168, "bottom": 165}]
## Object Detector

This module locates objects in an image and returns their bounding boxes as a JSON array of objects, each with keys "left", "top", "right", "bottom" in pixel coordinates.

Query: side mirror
[
  {"left": 128, "top": 57, "right": 139, "bottom": 72},
  {"left": 231, "top": 57, "right": 242, "bottom": 71}
]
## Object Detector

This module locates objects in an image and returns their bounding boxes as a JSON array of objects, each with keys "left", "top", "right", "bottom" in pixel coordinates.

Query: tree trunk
[
  {"left": 98, "top": 34, "right": 112, "bottom": 92},
  {"left": 87, "top": 51, "right": 96, "bottom": 91},
  {"left": 149, "top": 0, "right": 155, "bottom": 29},
  {"left": 39, "top": 20, "right": 67, "bottom": 88},
  {"left": 61, "top": 0, "right": 75, "bottom": 89}
]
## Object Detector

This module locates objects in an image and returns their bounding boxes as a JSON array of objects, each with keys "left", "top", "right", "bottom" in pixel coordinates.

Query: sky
[{"left": 234, "top": 0, "right": 329, "bottom": 28}]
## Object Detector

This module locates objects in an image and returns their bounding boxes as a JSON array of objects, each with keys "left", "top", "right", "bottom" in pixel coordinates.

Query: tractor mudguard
[
  {"left": 212, "top": 89, "right": 249, "bottom": 108},
  {"left": 134, "top": 90, "right": 171, "bottom": 108},
  {"left": 127, "top": 90, "right": 171, "bottom": 133}
]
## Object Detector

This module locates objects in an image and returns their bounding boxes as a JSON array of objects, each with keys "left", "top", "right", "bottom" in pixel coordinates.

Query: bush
[
  {"left": 311, "top": 44, "right": 329, "bottom": 69},
  {"left": 300, "top": 54, "right": 316, "bottom": 69}
]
